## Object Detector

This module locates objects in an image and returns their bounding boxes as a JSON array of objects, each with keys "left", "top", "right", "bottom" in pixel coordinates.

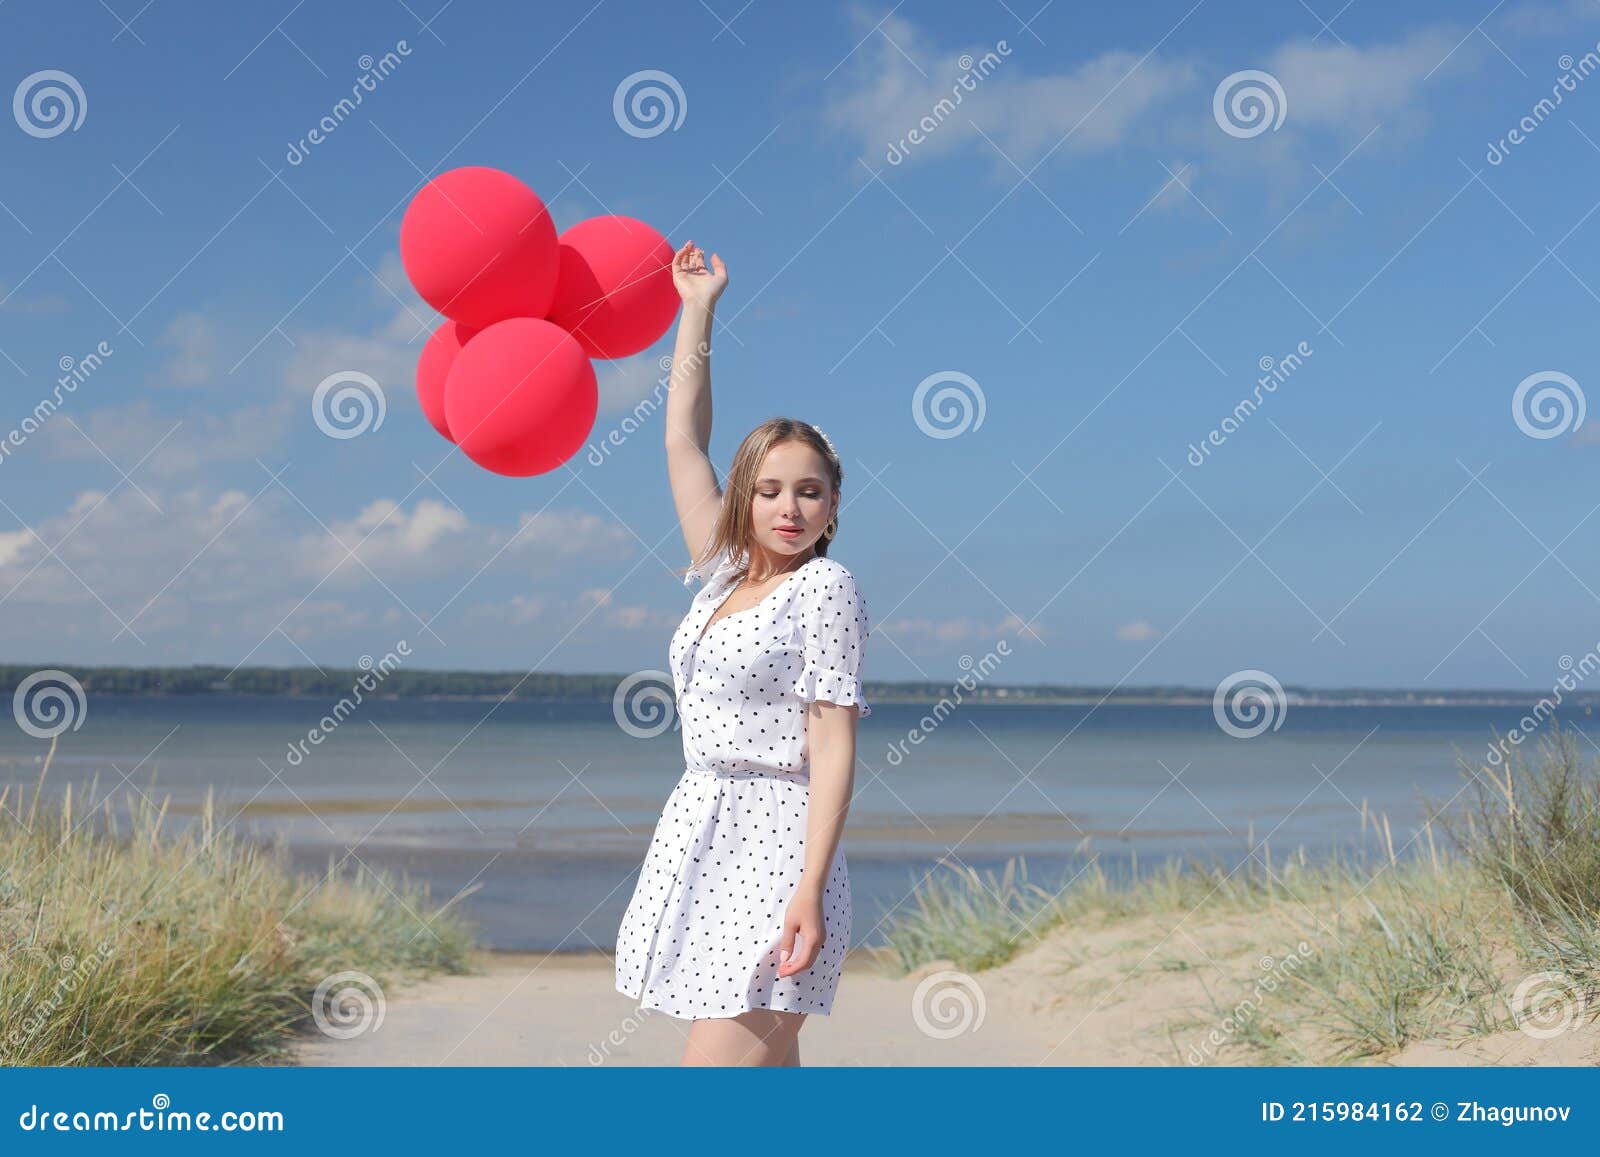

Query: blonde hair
[{"left": 686, "top": 417, "right": 844, "bottom": 583}]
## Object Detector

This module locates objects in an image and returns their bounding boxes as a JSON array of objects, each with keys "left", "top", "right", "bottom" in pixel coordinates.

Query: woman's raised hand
[{"left": 672, "top": 240, "right": 727, "bottom": 309}]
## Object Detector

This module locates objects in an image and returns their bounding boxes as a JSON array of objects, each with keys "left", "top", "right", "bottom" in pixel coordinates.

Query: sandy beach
[{"left": 292, "top": 911, "right": 1600, "bottom": 1067}]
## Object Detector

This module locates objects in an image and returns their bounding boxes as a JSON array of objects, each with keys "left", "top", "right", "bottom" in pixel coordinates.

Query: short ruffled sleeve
[{"left": 792, "top": 563, "right": 871, "bottom": 717}]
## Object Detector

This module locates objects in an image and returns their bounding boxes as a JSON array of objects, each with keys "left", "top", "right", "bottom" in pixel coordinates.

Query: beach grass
[
  {"left": 876, "top": 724, "right": 1600, "bottom": 1062},
  {"left": 0, "top": 739, "right": 480, "bottom": 1066}
]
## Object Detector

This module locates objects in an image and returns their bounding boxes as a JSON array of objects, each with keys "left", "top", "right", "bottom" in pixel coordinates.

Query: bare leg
[{"left": 681, "top": 1009, "right": 807, "bottom": 1067}]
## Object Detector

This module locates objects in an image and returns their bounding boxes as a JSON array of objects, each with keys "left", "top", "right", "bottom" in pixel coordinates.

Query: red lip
[{"left": 775, "top": 527, "right": 801, "bottom": 535}]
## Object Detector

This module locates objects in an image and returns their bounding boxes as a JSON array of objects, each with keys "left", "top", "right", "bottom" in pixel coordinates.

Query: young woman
[{"left": 613, "top": 241, "right": 871, "bottom": 1067}]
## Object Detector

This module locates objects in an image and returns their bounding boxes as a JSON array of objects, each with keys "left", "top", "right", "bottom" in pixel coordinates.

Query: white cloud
[
  {"left": 1264, "top": 25, "right": 1470, "bottom": 133},
  {"left": 0, "top": 280, "right": 70, "bottom": 315},
  {"left": 550, "top": 197, "right": 597, "bottom": 234},
  {"left": 295, "top": 501, "right": 636, "bottom": 587},
  {"left": 464, "top": 585, "right": 675, "bottom": 632},
  {"left": 823, "top": 10, "right": 1194, "bottom": 169},
  {"left": 988, "top": 52, "right": 1196, "bottom": 161},
  {"left": 1499, "top": 0, "right": 1600, "bottom": 36},
  {"left": 825, "top": 7, "right": 1504, "bottom": 194},
  {"left": 465, "top": 592, "right": 547, "bottom": 627},
  {"left": 886, "top": 614, "right": 1034, "bottom": 644},
  {"left": 1567, "top": 420, "right": 1600, "bottom": 447},
  {"left": 578, "top": 585, "right": 674, "bottom": 630},
  {"left": 156, "top": 312, "right": 223, "bottom": 387},
  {"left": 495, "top": 508, "right": 638, "bottom": 562},
  {"left": 0, "top": 486, "right": 290, "bottom": 639},
  {"left": 297, "top": 496, "right": 472, "bottom": 579},
  {"left": 284, "top": 306, "right": 422, "bottom": 398},
  {"left": 605, "top": 603, "right": 656, "bottom": 629},
  {"left": 368, "top": 250, "right": 415, "bottom": 311},
  {"left": 0, "top": 483, "right": 651, "bottom": 651},
  {"left": 594, "top": 352, "right": 668, "bottom": 416},
  {"left": 0, "top": 527, "right": 35, "bottom": 568},
  {"left": 36, "top": 396, "right": 293, "bottom": 477}
]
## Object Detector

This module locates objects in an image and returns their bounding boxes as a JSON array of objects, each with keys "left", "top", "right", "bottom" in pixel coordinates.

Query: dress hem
[{"left": 614, "top": 977, "right": 834, "bottom": 1021}]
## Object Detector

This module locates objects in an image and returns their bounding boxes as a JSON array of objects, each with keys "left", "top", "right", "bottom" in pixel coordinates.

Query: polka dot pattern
[{"left": 613, "top": 540, "right": 871, "bottom": 1020}]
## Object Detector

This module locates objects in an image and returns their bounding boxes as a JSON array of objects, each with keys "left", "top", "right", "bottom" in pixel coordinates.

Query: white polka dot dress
[{"left": 613, "top": 538, "right": 871, "bottom": 1020}]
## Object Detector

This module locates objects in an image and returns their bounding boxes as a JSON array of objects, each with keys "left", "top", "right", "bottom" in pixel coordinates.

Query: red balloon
[
  {"left": 443, "top": 318, "right": 597, "bottom": 477},
  {"left": 546, "top": 215, "right": 678, "bottom": 359},
  {"left": 416, "top": 320, "right": 478, "bottom": 442},
  {"left": 400, "top": 166, "right": 559, "bottom": 329}
]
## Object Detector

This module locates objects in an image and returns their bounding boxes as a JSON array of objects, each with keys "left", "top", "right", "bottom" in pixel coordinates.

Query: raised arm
[{"left": 664, "top": 240, "right": 729, "bottom": 562}]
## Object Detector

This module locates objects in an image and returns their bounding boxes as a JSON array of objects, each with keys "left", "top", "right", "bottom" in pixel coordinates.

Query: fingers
[
  {"left": 777, "top": 921, "right": 797, "bottom": 974},
  {"left": 776, "top": 923, "right": 822, "bottom": 976},
  {"left": 802, "top": 925, "right": 823, "bottom": 969},
  {"left": 673, "top": 240, "right": 698, "bottom": 272},
  {"left": 785, "top": 943, "right": 819, "bottom": 975},
  {"left": 672, "top": 240, "right": 715, "bottom": 277}
]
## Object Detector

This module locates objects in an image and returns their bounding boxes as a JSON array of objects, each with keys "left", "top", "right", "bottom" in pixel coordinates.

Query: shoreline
[
  {"left": 15, "top": 692, "right": 1585, "bottom": 707},
  {"left": 1, "top": 670, "right": 1590, "bottom": 710}
]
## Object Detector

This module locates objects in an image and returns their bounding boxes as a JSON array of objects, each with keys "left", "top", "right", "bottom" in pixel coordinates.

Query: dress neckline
[{"left": 691, "top": 555, "right": 823, "bottom": 649}]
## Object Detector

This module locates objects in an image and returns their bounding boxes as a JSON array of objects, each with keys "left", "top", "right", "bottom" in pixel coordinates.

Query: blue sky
[{"left": 2, "top": 0, "right": 1599, "bottom": 692}]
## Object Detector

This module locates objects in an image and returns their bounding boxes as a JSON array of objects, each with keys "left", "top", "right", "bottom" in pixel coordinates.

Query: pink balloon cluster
[{"left": 400, "top": 166, "right": 679, "bottom": 476}]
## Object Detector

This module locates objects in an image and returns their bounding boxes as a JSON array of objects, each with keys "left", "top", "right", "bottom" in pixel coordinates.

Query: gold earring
[{"left": 824, "top": 514, "right": 838, "bottom": 539}]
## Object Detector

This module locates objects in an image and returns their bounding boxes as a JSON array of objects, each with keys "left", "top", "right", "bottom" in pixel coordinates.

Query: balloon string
[
  {"left": 447, "top": 255, "right": 677, "bottom": 449},
  {"left": 568, "top": 256, "right": 676, "bottom": 315}
]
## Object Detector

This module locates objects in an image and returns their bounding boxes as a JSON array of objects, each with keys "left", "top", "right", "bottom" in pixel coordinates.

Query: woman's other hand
[
  {"left": 672, "top": 240, "right": 727, "bottom": 309},
  {"left": 776, "top": 885, "right": 825, "bottom": 978}
]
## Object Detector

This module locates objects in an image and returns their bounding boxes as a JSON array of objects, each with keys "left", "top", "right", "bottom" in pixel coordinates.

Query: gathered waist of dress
[{"left": 684, "top": 762, "right": 809, "bottom": 781}]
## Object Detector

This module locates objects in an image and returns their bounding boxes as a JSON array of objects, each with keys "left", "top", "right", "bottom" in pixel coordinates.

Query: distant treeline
[{"left": 0, "top": 663, "right": 1591, "bottom": 707}]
